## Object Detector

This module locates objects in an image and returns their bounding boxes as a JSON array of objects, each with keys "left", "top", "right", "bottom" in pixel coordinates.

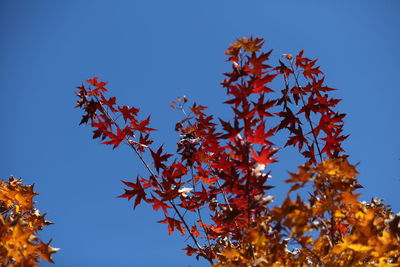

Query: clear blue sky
[{"left": 1, "top": 1, "right": 399, "bottom": 266}]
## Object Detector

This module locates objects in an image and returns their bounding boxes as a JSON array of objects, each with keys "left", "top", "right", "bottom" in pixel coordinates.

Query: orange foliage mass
[
  {"left": 214, "top": 158, "right": 400, "bottom": 266},
  {"left": 0, "top": 176, "right": 58, "bottom": 266}
]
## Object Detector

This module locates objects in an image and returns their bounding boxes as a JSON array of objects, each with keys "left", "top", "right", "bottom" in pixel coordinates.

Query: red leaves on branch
[
  {"left": 75, "top": 37, "right": 395, "bottom": 266},
  {"left": 75, "top": 77, "right": 156, "bottom": 152}
]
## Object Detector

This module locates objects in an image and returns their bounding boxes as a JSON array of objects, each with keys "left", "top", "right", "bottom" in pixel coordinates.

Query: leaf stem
[{"left": 289, "top": 62, "right": 323, "bottom": 163}]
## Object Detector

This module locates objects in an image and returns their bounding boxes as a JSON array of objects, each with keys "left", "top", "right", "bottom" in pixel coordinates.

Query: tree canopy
[{"left": 74, "top": 37, "right": 400, "bottom": 266}]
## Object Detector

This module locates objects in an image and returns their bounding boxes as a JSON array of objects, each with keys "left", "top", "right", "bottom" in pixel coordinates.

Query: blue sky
[{"left": 1, "top": 1, "right": 399, "bottom": 266}]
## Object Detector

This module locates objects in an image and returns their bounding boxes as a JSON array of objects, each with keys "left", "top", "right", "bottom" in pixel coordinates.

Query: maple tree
[
  {"left": 0, "top": 176, "right": 58, "bottom": 266},
  {"left": 75, "top": 37, "right": 400, "bottom": 266}
]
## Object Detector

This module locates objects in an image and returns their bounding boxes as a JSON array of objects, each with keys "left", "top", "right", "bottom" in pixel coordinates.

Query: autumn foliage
[
  {"left": 0, "top": 176, "right": 58, "bottom": 266},
  {"left": 75, "top": 37, "right": 400, "bottom": 266}
]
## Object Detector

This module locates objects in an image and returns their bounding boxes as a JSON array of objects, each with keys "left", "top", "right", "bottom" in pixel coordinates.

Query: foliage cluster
[
  {"left": 0, "top": 176, "right": 58, "bottom": 266},
  {"left": 74, "top": 37, "right": 400, "bottom": 266}
]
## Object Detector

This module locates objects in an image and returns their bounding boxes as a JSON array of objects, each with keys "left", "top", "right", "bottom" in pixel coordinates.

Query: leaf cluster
[
  {"left": 75, "top": 37, "right": 398, "bottom": 266},
  {"left": 214, "top": 159, "right": 400, "bottom": 266},
  {"left": 0, "top": 176, "right": 58, "bottom": 266}
]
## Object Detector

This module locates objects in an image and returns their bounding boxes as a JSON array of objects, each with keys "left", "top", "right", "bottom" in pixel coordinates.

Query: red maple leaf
[
  {"left": 86, "top": 77, "right": 108, "bottom": 96},
  {"left": 245, "top": 50, "right": 272, "bottom": 76},
  {"left": 276, "top": 108, "right": 301, "bottom": 131},
  {"left": 251, "top": 94, "right": 276, "bottom": 118},
  {"left": 118, "top": 105, "right": 139, "bottom": 122},
  {"left": 182, "top": 245, "right": 199, "bottom": 256},
  {"left": 190, "top": 225, "right": 201, "bottom": 237},
  {"left": 149, "top": 195, "right": 171, "bottom": 214},
  {"left": 102, "top": 128, "right": 127, "bottom": 149},
  {"left": 247, "top": 121, "right": 275, "bottom": 145},
  {"left": 132, "top": 116, "right": 156, "bottom": 133},
  {"left": 285, "top": 126, "right": 308, "bottom": 150},
  {"left": 251, "top": 147, "right": 277, "bottom": 166},
  {"left": 150, "top": 145, "right": 173, "bottom": 173},
  {"left": 118, "top": 178, "right": 147, "bottom": 208},
  {"left": 100, "top": 96, "right": 117, "bottom": 112},
  {"left": 158, "top": 216, "right": 186, "bottom": 235},
  {"left": 190, "top": 103, "right": 207, "bottom": 116}
]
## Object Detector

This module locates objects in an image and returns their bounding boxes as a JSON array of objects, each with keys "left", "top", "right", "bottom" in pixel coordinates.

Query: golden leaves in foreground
[
  {"left": 214, "top": 158, "right": 400, "bottom": 266},
  {"left": 0, "top": 176, "right": 58, "bottom": 266}
]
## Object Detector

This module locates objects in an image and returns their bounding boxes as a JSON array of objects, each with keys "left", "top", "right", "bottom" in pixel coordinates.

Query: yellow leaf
[
  {"left": 221, "top": 247, "right": 241, "bottom": 260},
  {"left": 347, "top": 243, "right": 371, "bottom": 252},
  {"left": 341, "top": 191, "right": 360, "bottom": 205}
]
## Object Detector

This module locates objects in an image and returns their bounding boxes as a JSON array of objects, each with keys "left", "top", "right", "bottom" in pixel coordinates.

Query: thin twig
[
  {"left": 288, "top": 62, "right": 323, "bottom": 163},
  {"left": 190, "top": 166, "right": 213, "bottom": 253}
]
